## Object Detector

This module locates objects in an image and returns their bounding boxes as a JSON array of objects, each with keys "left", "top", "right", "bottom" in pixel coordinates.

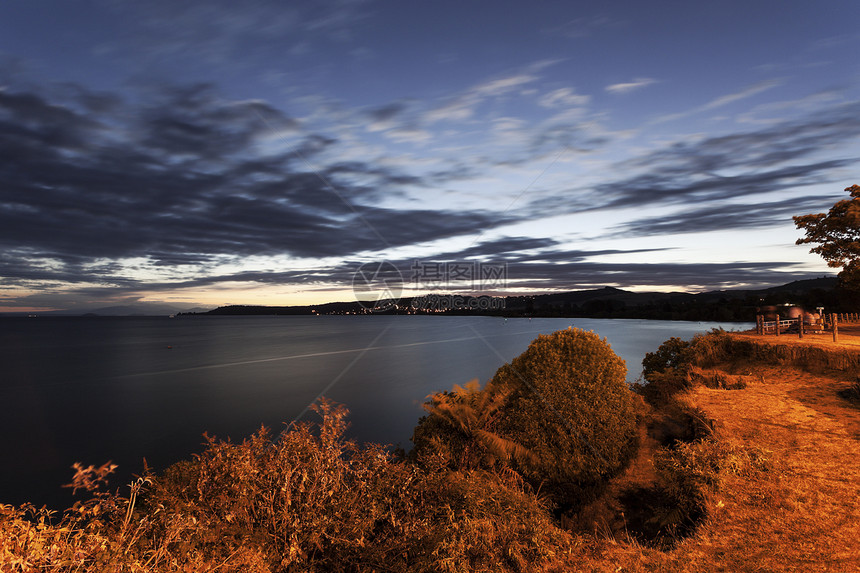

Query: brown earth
[
  {"left": 734, "top": 321, "right": 860, "bottom": 349},
  {"left": 561, "top": 332, "right": 860, "bottom": 572}
]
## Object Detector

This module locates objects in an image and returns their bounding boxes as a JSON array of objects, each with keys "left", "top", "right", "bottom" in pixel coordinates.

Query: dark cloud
[
  {"left": 599, "top": 160, "right": 851, "bottom": 212},
  {"left": 426, "top": 163, "right": 479, "bottom": 184},
  {"left": 325, "top": 161, "right": 424, "bottom": 190},
  {"left": 0, "top": 82, "right": 521, "bottom": 291},
  {"left": 641, "top": 101, "right": 860, "bottom": 172},
  {"left": 1, "top": 236, "right": 639, "bottom": 302},
  {"left": 366, "top": 102, "right": 407, "bottom": 124},
  {"left": 504, "top": 260, "right": 816, "bottom": 292},
  {"left": 503, "top": 247, "right": 672, "bottom": 264},
  {"left": 1, "top": 239, "right": 827, "bottom": 311},
  {"left": 432, "top": 236, "right": 561, "bottom": 260},
  {"left": 530, "top": 124, "right": 609, "bottom": 156},
  {"left": 3, "top": 77, "right": 857, "bottom": 309},
  {"left": 525, "top": 100, "right": 860, "bottom": 220},
  {"left": 137, "top": 84, "right": 300, "bottom": 160},
  {"left": 615, "top": 195, "right": 842, "bottom": 237}
]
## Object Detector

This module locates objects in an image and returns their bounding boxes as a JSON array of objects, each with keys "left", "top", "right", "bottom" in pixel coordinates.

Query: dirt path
[{"left": 670, "top": 365, "right": 860, "bottom": 571}]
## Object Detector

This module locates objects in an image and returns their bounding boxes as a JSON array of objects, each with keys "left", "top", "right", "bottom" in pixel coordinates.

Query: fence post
[
  {"left": 799, "top": 316, "right": 804, "bottom": 339},
  {"left": 833, "top": 313, "right": 839, "bottom": 343},
  {"left": 775, "top": 317, "right": 780, "bottom": 336},
  {"left": 756, "top": 314, "right": 762, "bottom": 335}
]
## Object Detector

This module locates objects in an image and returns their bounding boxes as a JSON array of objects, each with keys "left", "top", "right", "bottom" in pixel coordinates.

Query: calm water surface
[{"left": 0, "top": 315, "right": 750, "bottom": 508}]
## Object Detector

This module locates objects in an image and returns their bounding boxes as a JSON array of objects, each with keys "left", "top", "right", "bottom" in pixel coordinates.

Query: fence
[{"left": 756, "top": 313, "right": 860, "bottom": 342}]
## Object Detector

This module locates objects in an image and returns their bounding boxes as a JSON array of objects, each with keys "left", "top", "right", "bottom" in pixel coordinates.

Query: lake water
[{"left": 0, "top": 315, "right": 750, "bottom": 508}]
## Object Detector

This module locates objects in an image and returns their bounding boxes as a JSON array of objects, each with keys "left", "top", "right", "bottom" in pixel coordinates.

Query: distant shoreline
[
  {"left": 1, "top": 277, "right": 846, "bottom": 321},
  {"left": 183, "top": 277, "right": 841, "bottom": 322}
]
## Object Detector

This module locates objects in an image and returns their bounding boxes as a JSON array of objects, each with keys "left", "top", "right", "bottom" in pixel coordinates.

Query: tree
[{"left": 794, "top": 184, "right": 860, "bottom": 289}]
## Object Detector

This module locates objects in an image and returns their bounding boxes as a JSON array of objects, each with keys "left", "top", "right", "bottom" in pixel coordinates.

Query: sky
[{"left": 1, "top": 0, "right": 860, "bottom": 312}]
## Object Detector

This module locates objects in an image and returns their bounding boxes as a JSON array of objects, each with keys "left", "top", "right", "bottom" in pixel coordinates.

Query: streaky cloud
[{"left": 605, "top": 78, "right": 657, "bottom": 94}]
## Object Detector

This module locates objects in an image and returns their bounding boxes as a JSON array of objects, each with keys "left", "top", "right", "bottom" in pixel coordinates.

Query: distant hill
[
  {"left": 194, "top": 277, "right": 848, "bottom": 322},
  {"left": 6, "top": 303, "right": 214, "bottom": 317},
  {"left": 11, "top": 279, "right": 839, "bottom": 319},
  {"left": 82, "top": 304, "right": 182, "bottom": 316},
  {"left": 760, "top": 277, "right": 839, "bottom": 293}
]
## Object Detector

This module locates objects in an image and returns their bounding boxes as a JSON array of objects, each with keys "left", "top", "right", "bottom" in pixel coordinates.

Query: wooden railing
[
  {"left": 760, "top": 318, "right": 799, "bottom": 334},
  {"left": 756, "top": 313, "right": 860, "bottom": 342}
]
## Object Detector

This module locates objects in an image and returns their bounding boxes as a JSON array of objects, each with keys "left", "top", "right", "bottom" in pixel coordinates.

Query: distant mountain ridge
[
  {"left": 198, "top": 276, "right": 843, "bottom": 322},
  {"left": 3, "top": 277, "right": 842, "bottom": 319},
  {"left": 2, "top": 303, "right": 212, "bottom": 317}
]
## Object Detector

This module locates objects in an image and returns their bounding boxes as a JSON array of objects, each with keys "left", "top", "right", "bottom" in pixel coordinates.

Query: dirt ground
[
  {"left": 733, "top": 322, "right": 860, "bottom": 349},
  {"left": 673, "top": 363, "right": 860, "bottom": 571},
  {"left": 574, "top": 333, "right": 860, "bottom": 572}
]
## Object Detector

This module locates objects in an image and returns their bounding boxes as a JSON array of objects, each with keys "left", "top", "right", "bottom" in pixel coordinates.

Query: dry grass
[
  {"left": 670, "top": 363, "right": 860, "bottom": 572},
  {"left": 1, "top": 401, "right": 578, "bottom": 572},
  {"left": 734, "top": 322, "right": 860, "bottom": 349},
  {"left": 570, "top": 334, "right": 860, "bottom": 572}
]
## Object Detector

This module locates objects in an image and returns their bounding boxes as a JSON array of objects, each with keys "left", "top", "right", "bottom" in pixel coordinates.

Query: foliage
[
  {"left": 487, "top": 328, "right": 638, "bottom": 494},
  {"left": 1, "top": 400, "right": 574, "bottom": 572},
  {"left": 642, "top": 337, "right": 691, "bottom": 377},
  {"left": 0, "top": 462, "right": 163, "bottom": 572},
  {"left": 794, "top": 184, "right": 860, "bottom": 290},
  {"left": 653, "top": 437, "right": 771, "bottom": 530},
  {"left": 411, "top": 379, "right": 536, "bottom": 476},
  {"left": 637, "top": 330, "right": 739, "bottom": 405}
]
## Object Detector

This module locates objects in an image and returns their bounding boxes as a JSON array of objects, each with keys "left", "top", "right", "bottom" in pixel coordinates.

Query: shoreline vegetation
[
  {"left": 187, "top": 277, "right": 851, "bottom": 322},
  {"left": 4, "top": 326, "right": 860, "bottom": 571}
]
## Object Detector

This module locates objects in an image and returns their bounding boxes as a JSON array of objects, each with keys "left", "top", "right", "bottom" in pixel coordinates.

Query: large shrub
[{"left": 488, "top": 328, "right": 637, "bottom": 491}]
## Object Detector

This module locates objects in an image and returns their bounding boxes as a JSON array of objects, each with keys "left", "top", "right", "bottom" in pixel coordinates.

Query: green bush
[{"left": 488, "top": 328, "right": 638, "bottom": 493}]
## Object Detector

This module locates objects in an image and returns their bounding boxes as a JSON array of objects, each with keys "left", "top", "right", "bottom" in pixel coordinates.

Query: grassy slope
[{"left": 572, "top": 334, "right": 860, "bottom": 572}]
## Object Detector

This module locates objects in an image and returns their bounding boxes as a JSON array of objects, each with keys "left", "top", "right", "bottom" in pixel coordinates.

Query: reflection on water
[{"left": 0, "top": 315, "right": 749, "bottom": 508}]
